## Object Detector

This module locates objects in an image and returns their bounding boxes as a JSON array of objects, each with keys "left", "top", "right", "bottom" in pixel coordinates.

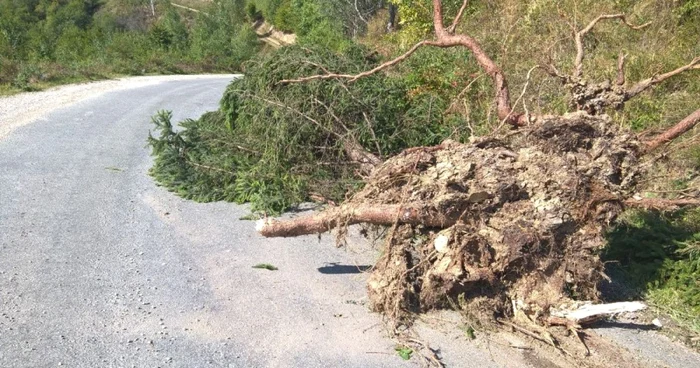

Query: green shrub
[
  {"left": 12, "top": 63, "right": 40, "bottom": 91},
  {"left": 246, "top": 2, "right": 263, "bottom": 22},
  {"left": 605, "top": 209, "right": 700, "bottom": 327},
  {"left": 271, "top": 0, "right": 298, "bottom": 33},
  {"left": 149, "top": 44, "right": 452, "bottom": 213},
  {"left": 54, "top": 25, "right": 99, "bottom": 64}
]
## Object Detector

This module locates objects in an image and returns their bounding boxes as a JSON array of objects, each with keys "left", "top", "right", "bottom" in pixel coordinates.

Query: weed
[
  {"left": 394, "top": 345, "right": 413, "bottom": 360},
  {"left": 252, "top": 263, "right": 278, "bottom": 271}
]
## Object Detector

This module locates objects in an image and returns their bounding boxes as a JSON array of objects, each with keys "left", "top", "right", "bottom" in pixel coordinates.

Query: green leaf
[
  {"left": 465, "top": 326, "right": 476, "bottom": 340},
  {"left": 395, "top": 346, "right": 413, "bottom": 360},
  {"left": 239, "top": 213, "right": 262, "bottom": 221},
  {"left": 252, "top": 263, "right": 278, "bottom": 271}
]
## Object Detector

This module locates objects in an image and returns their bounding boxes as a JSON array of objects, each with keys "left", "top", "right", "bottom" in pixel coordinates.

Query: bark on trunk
[
  {"left": 644, "top": 108, "right": 700, "bottom": 153},
  {"left": 256, "top": 203, "right": 464, "bottom": 237}
]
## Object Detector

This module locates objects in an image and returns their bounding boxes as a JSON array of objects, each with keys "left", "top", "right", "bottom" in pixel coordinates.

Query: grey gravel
[{"left": 1, "top": 76, "right": 699, "bottom": 368}]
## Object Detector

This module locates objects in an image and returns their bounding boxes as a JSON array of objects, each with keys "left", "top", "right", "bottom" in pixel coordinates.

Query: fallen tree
[{"left": 256, "top": 0, "right": 700, "bottom": 333}]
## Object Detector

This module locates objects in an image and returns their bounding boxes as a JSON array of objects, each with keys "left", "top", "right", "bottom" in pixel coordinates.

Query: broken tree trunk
[
  {"left": 256, "top": 203, "right": 464, "bottom": 237},
  {"left": 551, "top": 301, "right": 647, "bottom": 325}
]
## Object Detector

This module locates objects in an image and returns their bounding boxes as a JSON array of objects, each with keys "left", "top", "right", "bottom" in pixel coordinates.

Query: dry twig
[{"left": 573, "top": 14, "right": 651, "bottom": 78}]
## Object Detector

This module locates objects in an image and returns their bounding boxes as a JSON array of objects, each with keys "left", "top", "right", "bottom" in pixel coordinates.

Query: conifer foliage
[{"left": 148, "top": 45, "right": 453, "bottom": 214}]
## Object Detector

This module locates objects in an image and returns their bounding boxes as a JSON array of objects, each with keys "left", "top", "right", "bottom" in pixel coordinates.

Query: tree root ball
[{"left": 361, "top": 112, "right": 642, "bottom": 323}]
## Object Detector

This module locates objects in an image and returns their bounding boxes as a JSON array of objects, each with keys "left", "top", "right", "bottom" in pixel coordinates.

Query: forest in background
[
  {"left": 0, "top": 0, "right": 259, "bottom": 93},
  {"left": 0, "top": 0, "right": 387, "bottom": 93}
]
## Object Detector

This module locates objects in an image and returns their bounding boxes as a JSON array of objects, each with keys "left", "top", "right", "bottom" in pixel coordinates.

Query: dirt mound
[{"left": 351, "top": 112, "right": 642, "bottom": 323}]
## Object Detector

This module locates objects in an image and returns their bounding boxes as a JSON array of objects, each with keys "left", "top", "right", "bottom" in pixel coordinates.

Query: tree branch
[
  {"left": 353, "top": 0, "right": 369, "bottom": 25},
  {"left": 574, "top": 14, "right": 651, "bottom": 79},
  {"left": 447, "top": 0, "right": 469, "bottom": 34},
  {"left": 643, "top": 108, "right": 700, "bottom": 153},
  {"left": 278, "top": 41, "right": 429, "bottom": 84},
  {"left": 624, "top": 197, "right": 700, "bottom": 210},
  {"left": 279, "top": 0, "right": 527, "bottom": 127},
  {"left": 245, "top": 93, "right": 380, "bottom": 170},
  {"left": 626, "top": 56, "right": 700, "bottom": 99},
  {"left": 616, "top": 51, "right": 626, "bottom": 86},
  {"left": 256, "top": 203, "right": 464, "bottom": 237},
  {"left": 431, "top": 0, "right": 523, "bottom": 126}
]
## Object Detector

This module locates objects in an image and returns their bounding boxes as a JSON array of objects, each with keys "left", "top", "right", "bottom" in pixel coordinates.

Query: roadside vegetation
[
  {"left": 0, "top": 0, "right": 259, "bottom": 94},
  {"left": 145, "top": 0, "right": 700, "bottom": 349}
]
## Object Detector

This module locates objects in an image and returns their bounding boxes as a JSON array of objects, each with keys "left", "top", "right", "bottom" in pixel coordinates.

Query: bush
[
  {"left": 54, "top": 25, "right": 99, "bottom": 64},
  {"left": 246, "top": 2, "right": 263, "bottom": 22},
  {"left": 149, "top": 44, "right": 453, "bottom": 213},
  {"left": 605, "top": 209, "right": 700, "bottom": 328}
]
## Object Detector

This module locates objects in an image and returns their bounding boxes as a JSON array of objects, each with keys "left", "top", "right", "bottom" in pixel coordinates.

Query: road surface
[{"left": 1, "top": 76, "right": 699, "bottom": 367}]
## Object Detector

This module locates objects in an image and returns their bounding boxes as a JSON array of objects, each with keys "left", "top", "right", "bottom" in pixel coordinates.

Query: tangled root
[{"left": 360, "top": 112, "right": 642, "bottom": 323}]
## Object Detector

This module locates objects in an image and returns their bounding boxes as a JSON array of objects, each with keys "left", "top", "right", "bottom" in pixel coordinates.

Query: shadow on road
[
  {"left": 317, "top": 263, "right": 372, "bottom": 274},
  {"left": 591, "top": 320, "right": 660, "bottom": 331}
]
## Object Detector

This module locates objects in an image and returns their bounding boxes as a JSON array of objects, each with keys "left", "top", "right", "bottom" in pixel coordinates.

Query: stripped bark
[
  {"left": 256, "top": 203, "right": 464, "bottom": 237},
  {"left": 253, "top": 194, "right": 700, "bottom": 238},
  {"left": 550, "top": 302, "right": 647, "bottom": 325}
]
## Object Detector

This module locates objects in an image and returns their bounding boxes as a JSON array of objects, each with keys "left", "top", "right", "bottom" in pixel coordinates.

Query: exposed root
[{"left": 260, "top": 112, "right": 648, "bottom": 328}]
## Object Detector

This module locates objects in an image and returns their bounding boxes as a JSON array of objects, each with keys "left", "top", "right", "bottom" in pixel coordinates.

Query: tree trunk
[
  {"left": 387, "top": 4, "right": 398, "bottom": 32},
  {"left": 256, "top": 203, "right": 464, "bottom": 237}
]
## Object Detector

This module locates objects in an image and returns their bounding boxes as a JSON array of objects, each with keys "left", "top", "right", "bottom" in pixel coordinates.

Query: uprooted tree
[{"left": 256, "top": 0, "right": 700, "bottom": 330}]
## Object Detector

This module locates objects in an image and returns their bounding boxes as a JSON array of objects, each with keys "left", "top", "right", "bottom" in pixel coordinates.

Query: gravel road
[{"left": 1, "top": 75, "right": 699, "bottom": 368}]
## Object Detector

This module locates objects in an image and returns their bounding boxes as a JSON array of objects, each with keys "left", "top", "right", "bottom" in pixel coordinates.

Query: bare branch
[
  {"left": 313, "top": 97, "right": 351, "bottom": 134},
  {"left": 431, "top": 0, "right": 524, "bottom": 126},
  {"left": 447, "top": 0, "right": 469, "bottom": 34},
  {"left": 362, "top": 112, "right": 383, "bottom": 158},
  {"left": 244, "top": 93, "right": 380, "bottom": 169},
  {"left": 626, "top": 56, "right": 700, "bottom": 98},
  {"left": 624, "top": 197, "right": 700, "bottom": 210},
  {"left": 256, "top": 202, "right": 464, "bottom": 237},
  {"left": 247, "top": 94, "right": 341, "bottom": 138},
  {"left": 353, "top": 0, "right": 368, "bottom": 25},
  {"left": 278, "top": 41, "right": 429, "bottom": 84},
  {"left": 644, "top": 108, "right": 700, "bottom": 153},
  {"left": 311, "top": 98, "right": 381, "bottom": 168},
  {"left": 616, "top": 51, "right": 626, "bottom": 86},
  {"left": 279, "top": 0, "right": 527, "bottom": 127},
  {"left": 492, "top": 66, "right": 538, "bottom": 134},
  {"left": 574, "top": 14, "right": 651, "bottom": 79},
  {"left": 540, "top": 61, "right": 568, "bottom": 82},
  {"left": 445, "top": 73, "right": 484, "bottom": 114}
]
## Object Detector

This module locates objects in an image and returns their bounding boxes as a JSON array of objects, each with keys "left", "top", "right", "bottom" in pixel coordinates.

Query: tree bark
[
  {"left": 387, "top": 3, "right": 397, "bottom": 31},
  {"left": 256, "top": 203, "right": 464, "bottom": 237},
  {"left": 279, "top": 0, "right": 527, "bottom": 127},
  {"left": 624, "top": 197, "right": 700, "bottom": 210},
  {"left": 643, "top": 108, "right": 700, "bottom": 153}
]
